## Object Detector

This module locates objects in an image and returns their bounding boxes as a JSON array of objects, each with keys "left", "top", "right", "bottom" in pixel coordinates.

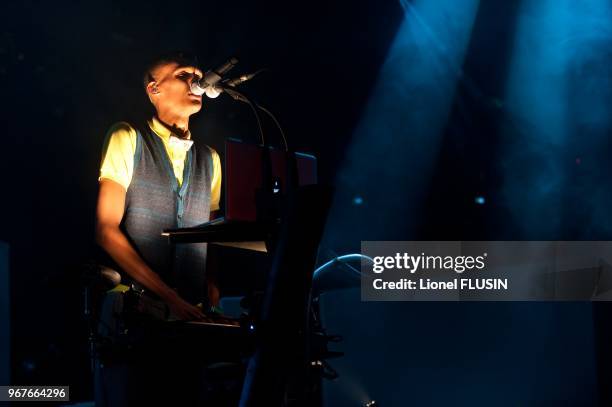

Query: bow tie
[{"left": 168, "top": 135, "right": 194, "bottom": 152}]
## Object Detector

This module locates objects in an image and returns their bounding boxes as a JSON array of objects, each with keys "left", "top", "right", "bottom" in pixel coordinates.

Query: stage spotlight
[
  {"left": 364, "top": 401, "right": 378, "bottom": 407},
  {"left": 475, "top": 195, "right": 486, "bottom": 205},
  {"left": 322, "top": 0, "right": 480, "bottom": 244}
]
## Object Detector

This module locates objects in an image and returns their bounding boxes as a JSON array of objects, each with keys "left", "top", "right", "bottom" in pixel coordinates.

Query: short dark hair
[{"left": 142, "top": 51, "right": 200, "bottom": 90}]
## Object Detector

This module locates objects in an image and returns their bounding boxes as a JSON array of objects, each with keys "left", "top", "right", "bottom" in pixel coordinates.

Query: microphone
[
  {"left": 223, "top": 70, "right": 263, "bottom": 87},
  {"left": 190, "top": 57, "right": 239, "bottom": 98}
]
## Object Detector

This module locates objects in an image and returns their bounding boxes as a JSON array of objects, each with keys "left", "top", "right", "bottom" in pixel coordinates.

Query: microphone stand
[
  {"left": 215, "top": 84, "right": 324, "bottom": 405},
  {"left": 219, "top": 85, "right": 268, "bottom": 148},
  {"left": 216, "top": 84, "right": 300, "bottom": 231},
  {"left": 220, "top": 83, "right": 298, "bottom": 178}
]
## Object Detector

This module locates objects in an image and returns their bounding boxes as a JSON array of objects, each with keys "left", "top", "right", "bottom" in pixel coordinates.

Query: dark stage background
[{"left": 2, "top": 0, "right": 612, "bottom": 405}]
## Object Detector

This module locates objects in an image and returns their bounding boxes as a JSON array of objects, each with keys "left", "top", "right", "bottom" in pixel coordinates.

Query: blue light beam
[
  {"left": 500, "top": 0, "right": 612, "bottom": 238},
  {"left": 323, "top": 0, "right": 480, "bottom": 247}
]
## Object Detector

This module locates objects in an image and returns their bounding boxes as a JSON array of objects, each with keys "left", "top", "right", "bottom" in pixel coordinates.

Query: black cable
[
  {"left": 247, "top": 100, "right": 266, "bottom": 147},
  {"left": 256, "top": 104, "right": 289, "bottom": 151},
  {"left": 221, "top": 86, "right": 266, "bottom": 147},
  {"left": 219, "top": 72, "right": 289, "bottom": 151}
]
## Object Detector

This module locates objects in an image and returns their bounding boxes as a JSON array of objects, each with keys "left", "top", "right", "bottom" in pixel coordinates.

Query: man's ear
[{"left": 147, "top": 81, "right": 160, "bottom": 95}]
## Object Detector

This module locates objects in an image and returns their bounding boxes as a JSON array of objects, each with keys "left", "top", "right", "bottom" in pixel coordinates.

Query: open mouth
[{"left": 188, "top": 93, "right": 202, "bottom": 103}]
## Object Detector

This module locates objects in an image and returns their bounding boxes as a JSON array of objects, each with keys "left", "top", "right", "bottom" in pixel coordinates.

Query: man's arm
[{"left": 95, "top": 179, "right": 205, "bottom": 320}]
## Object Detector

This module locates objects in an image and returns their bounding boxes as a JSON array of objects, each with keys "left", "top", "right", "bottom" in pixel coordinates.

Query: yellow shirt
[{"left": 99, "top": 117, "right": 222, "bottom": 211}]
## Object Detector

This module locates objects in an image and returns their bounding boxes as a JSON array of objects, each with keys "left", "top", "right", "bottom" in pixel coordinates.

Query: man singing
[{"left": 96, "top": 52, "right": 222, "bottom": 321}]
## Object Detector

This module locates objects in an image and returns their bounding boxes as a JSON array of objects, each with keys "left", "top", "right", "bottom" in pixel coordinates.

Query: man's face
[{"left": 148, "top": 62, "right": 204, "bottom": 117}]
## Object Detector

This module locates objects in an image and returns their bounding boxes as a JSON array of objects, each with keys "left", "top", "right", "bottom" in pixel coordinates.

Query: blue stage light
[
  {"left": 501, "top": 0, "right": 612, "bottom": 237},
  {"left": 322, "top": 0, "right": 480, "bottom": 243}
]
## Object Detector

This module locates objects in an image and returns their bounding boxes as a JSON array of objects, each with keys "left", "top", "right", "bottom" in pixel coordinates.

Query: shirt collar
[
  {"left": 148, "top": 116, "right": 192, "bottom": 142},
  {"left": 148, "top": 117, "right": 193, "bottom": 152}
]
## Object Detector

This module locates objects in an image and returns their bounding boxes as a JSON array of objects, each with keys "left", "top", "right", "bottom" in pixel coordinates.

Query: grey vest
[{"left": 122, "top": 124, "right": 213, "bottom": 303}]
